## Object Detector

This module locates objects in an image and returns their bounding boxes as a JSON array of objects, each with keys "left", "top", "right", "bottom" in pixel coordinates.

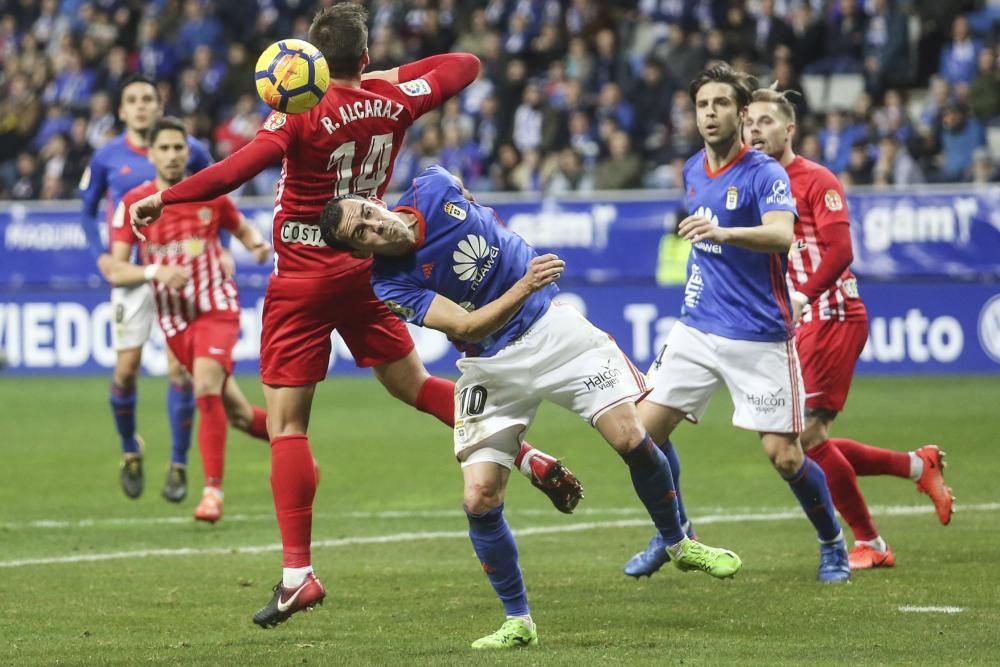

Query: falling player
[
  {"left": 743, "top": 86, "right": 954, "bottom": 569},
  {"left": 102, "top": 117, "right": 272, "bottom": 522},
  {"left": 320, "top": 165, "right": 742, "bottom": 649},
  {"left": 128, "top": 3, "right": 582, "bottom": 626},
  {"left": 83, "top": 74, "right": 213, "bottom": 501}
]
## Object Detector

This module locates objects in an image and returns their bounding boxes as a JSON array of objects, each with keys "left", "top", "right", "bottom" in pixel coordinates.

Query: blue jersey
[
  {"left": 371, "top": 166, "right": 555, "bottom": 357},
  {"left": 680, "top": 146, "right": 798, "bottom": 342},
  {"left": 79, "top": 132, "right": 212, "bottom": 258}
]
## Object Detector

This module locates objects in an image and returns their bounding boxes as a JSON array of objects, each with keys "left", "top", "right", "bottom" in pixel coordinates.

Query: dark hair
[
  {"left": 318, "top": 194, "right": 367, "bottom": 250},
  {"left": 147, "top": 116, "right": 187, "bottom": 145},
  {"left": 118, "top": 73, "right": 160, "bottom": 106},
  {"left": 689, "top": 61, "right": 755, "bottom": 109},
  {"left": 309, "top": 3, "right": 369, "bottom": 78}
]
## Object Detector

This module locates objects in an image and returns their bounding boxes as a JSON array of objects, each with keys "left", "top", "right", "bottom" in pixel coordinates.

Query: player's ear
[
  {"left": 367, "top": 195, "right": 386, "bottom": 208},
  {"left": 359, "top": 48, "right": 370, "bottom": 74}
]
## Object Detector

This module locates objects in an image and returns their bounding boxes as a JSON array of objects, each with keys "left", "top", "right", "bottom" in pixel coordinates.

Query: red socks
[
  {"left": 830, "top": 437, "right": 910, "bottom": 478},
  {"left": 806, "top": 440, "right": 879, "bottom": 542},
  {"left": 270, "top": 434, "right": 317, "bottom": 568},
  {"left": 248, "top": 406, "right": 269, "bottom": 441},
  {"left": 415, "top": 376, "right": 456, "bottom": 427},
  {"left": 195, "top": 394, "right": 227, "bottom": 489}
]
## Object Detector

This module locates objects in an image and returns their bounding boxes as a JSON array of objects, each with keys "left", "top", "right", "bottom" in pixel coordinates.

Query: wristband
[{"left": 144, "top": 264, "right": 160, "bottom": 282}]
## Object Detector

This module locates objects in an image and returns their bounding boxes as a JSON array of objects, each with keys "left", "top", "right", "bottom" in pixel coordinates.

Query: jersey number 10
[{"left": 327, "top": 132, "right": 394, "bottom": 197}]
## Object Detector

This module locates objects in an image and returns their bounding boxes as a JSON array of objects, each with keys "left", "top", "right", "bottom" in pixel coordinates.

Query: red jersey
[
  {"left": 112, "top": 181, "right": 241, "bottom": 336},
  {"left": 256, "top": 76, "right": 453, "bottom": 279},
  {"left": 784, "top": 156, "right": 867, "bottom": 323}
]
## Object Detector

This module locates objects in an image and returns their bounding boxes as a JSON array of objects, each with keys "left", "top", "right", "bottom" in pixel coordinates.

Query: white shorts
[
  {"left": 453, "top": 303, "right": 650, "bottom": 468},
  {"left": 111, "top": 284, "right": 156, "bottom": 351},
  {"left": 645, "top": 321, "right": 805, "bottom": 434}
]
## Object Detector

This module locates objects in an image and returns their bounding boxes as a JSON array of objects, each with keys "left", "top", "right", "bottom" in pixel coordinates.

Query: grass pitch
[{"left": 0, "top": 375, "right": 997, "bottom": 665}]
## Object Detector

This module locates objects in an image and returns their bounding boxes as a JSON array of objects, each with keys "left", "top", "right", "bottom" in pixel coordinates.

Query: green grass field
[{"left": 1, "top": 375, "right": 997, "bottom": 665}]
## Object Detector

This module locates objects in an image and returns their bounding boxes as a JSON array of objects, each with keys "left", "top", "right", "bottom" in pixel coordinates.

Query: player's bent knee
[
  {"left": 595, "top": 404, "right": 646, "bottom": 454},
  {"left": 463, "top": 482, "right": 504, "bottom": 514}
]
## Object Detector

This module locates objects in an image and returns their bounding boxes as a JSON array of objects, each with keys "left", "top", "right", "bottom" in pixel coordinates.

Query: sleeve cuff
[{"left": 790, "top": 290, "right": 810, "bottom": 306}]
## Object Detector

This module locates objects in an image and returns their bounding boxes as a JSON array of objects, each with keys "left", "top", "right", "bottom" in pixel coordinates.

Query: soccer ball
[{"left": 254, "top": 39, "right": 330, "bottom": 114}]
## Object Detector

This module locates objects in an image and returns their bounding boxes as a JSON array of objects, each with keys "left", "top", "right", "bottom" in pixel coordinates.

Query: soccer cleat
[
  {"left": 848, "top": 543, "right": 896, "bottom": 570},
  {"left": 623, "top": 522, "right": 697, "bottom": 578},
  {"left": 253, "top": 573, "right": 326, "bottom": 628},
  {"left": 671, "top": 538, "right": 741, "bottom": 579},
  {"left": 471, "top": 618, "right": 538, "bottom": 650},
  {"left": 914, "top": 445, "right": 953, "bottom": 525},
  {"left": 161, "top": 464, "right": 188, "bottom": 503},
  {"left": 119, "top": 436, "right": 145, "bottom": 499},
  {"left": 817, "top": 539, "right": 851, "bottom": 583},
  {"left": 524, "top": 448, "right": 584, "bottom": 514},
  {"left": 193, "top": 488, "right": 223, "bottom": 523}
]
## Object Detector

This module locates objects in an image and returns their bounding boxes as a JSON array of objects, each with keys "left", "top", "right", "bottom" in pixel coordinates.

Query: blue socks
[
  {"left": 620, "top": 434, "right": 687, "bottom": 545},
  {"left": 110, "top": 383, "right": 140, "bottom": 454},
  {"left": 167, "top": 382, "right": 196, "bottom": 465},
  {"left": 783, "top": 458, "right": 843, "bottom": 543},
  {"left": 659, "top": 439, "right": 689, "bottom": 528},
  {"left": 466, "top": 504, "right": 529, "bottom": 618}
]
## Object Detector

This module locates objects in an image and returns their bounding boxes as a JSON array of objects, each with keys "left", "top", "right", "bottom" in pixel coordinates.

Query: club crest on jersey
[
  {"left": 725, "top": 186, "right": 738, "bottom": 210},
  {"left": 443, "top": 201, "right": 467, "bottom": 220},
  {"left": 422, "top": 262, "right": 435, "bottom": 279},
  {"left": 398, "top": 78, "right": 431, "bottom": 97},
  {"left": 264, "top": 112, "right": 287, "bottom": 132},
  {"left": 824, "top": 188, "right": 844, "bottom": 211},
  {"left": 198, "top": 207, "right": 213, "bottom": 224}
]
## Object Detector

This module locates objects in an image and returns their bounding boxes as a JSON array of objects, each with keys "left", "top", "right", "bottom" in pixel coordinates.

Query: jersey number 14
[{"left": 327, "top": 133, "right": 394, "bottom": 197}]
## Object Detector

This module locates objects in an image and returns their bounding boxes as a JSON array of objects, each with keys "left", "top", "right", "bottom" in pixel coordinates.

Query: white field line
[
  {"left": 1, "top": 502, "right": 997, "bottom": 570},
  {"left": 5, "top": 502, "right": 998, "bottom": 531},
  {"left": 897, "top": 606, "right": 965, "bottom": 614}
]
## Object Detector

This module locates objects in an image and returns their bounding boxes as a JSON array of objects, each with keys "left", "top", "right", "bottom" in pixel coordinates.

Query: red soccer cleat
[
  {"left": 520, "top": 445, "right": 584, "bottom": 514},
  {"left": 848, "top": 543, "right": 896, "bottom": 570},
  {"left": 914, "top": 445, "right": 954, "bottom": 525},
  {"left": 193, "top": 488, "right": 223, "bottom": 523},
  {"left": 253, "top": 573, "right": 326, "bottom": 628}
]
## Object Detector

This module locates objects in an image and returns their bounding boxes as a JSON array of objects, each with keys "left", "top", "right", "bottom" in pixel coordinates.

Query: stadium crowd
[{"left": 0, "top": 0, "right": 998, "bottom": 201}]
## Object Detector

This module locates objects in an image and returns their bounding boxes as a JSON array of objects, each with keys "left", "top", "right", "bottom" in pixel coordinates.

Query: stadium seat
[
  {"left": 801, "top": 74, "right": 828, "bottom": 114},
  {"left": 987, "top": 126, "right": 1000, "bottom": 162},
  {"left": 827, "top": 74, "right": 865, "bottom": 111}
]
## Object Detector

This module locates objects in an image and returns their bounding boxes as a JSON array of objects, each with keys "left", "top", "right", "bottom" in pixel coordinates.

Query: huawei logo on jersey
[
  {"left": 692, "top": 206, "right": 719, "bottom": 227},
  {"left": 691, "top": 206, "right": 722, "bottom": 255},
  {"left": 452, "top": 234, "right": 500, "bottom": 291}
]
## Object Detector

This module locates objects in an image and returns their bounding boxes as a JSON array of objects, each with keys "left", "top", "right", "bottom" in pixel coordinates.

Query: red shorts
[
  {"left": 259, "top": 267, "right": 414, "bottom": 386},
  {"left": 166, "top": 312, "right": 241, "bottom": 375},
  {"left": 795, "top": 316, "right": 869, "bottom": 414}
]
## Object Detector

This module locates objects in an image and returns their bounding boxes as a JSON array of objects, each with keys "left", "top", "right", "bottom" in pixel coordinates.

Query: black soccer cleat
[
  {"left": 253, "top": 573, "right": 327, "bottom": 629},
  {"left": 161, "top": 464, "right": 187, "bottom": 503},
  {"left": 120, "top": 454, "right": 144, "bottom": 499}
]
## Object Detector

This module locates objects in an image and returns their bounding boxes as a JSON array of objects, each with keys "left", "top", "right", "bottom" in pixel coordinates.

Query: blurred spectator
[
  {"left": 872, "top": 135, "right": 924, "bottom": 186},
  {"left": 85, "top": 91, "right": 115, "bottom": 150},
  {"left": 807, "top": 0, "right": 868, "bottom": 74},
  {"left": 42, "top": 48, "right": 94, "bottom": 112},
  {"left": 843, "top": 140, "right": 874, "bottom": 186},
  {"left": 510, "top": 147, "right": 542, "bottom": 191},
  {"left": 176, "top": 0, "right": 225, "bottom": 62},
  {"left": 968, "top": 46, "right": 1000, "bottom": 121},
  {"left": 594, "top": 130, "right": 642, "bottom": 190},
  {"left": 652, "top": 23, "right": 705, "bottom": 89},
  {"left": 543, "top": 146, "right": 592, "bottom": 195},
  {"left": 938, "top": 15, "right": 981, "bottom": 85},
  {"left": 752, "top": 0, "right": 795, "bottom": 66},
  {"left": 212, "top": 93, "right": 264, "bottom": 158},
  {"left": 863, "top": 0, "right": 911, "bottom": 96},
  {"left": 788, "top": 3, "right": 824, "bottom": 74},
  {"left": 819, "top": 111, "right": 866, "bottom": 175},
  {"left": 936, "top": 102, "right": 985, "bottom": 181},
  {"left": 10, "top": 152, "right": 41, "bottom": 200},
  {"left": 632, "top": 58, "right": 673, "bottom": 151},
  {"left": 138, "top": 18, "right": 178, "bottom": 82},
  {"left": 971, "top": 147, "right": 998, "bottom": 184}
]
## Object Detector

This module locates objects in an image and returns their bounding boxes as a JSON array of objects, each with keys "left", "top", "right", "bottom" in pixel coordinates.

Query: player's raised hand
[
  {"left": 521, "top": 253, "right": 565, "bottom": 291},
  {"left": 678, "top": 214, "right": 730, "bottom": 245},
  {"left": 129, "top": 192, "right": 166, "bottom": 240},
  {"left": 153, "top": 265, "right": 192, "bottom": 290}
]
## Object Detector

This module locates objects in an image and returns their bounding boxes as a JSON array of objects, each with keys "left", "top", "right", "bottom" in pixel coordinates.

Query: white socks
[
  {"left": 283, "top": 565, "right": 313, "bottom": 588},
  {"left": 908, "top": 452, "right": 924, "bottom": 481}
]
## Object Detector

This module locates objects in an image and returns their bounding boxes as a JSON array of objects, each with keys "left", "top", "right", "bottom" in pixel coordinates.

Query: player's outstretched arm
[
  {"left": 678, "top": 210, "right": 793, "bottom": 253},
  {"left": 422, "top": 254, "right": 564, "bottom": 342},
  {"left": 233, "top": 217, "right": 271, "bottom": 264}
]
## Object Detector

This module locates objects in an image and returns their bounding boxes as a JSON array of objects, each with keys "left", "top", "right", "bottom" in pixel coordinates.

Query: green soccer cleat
[
  {"left": 671, "top": 538, "right": 742, "bottom": 579},
  {"left": 470, "top": 618, "right": 538, "bottom": 650}
]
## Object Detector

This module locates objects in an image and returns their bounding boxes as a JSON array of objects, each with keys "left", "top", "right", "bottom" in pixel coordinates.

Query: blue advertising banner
[
  {"left": 3, "top": 186, "right": 999, "bottom": 289},
  {"left": 2, "top": 283, "right": 998, "bottom": 377}
]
